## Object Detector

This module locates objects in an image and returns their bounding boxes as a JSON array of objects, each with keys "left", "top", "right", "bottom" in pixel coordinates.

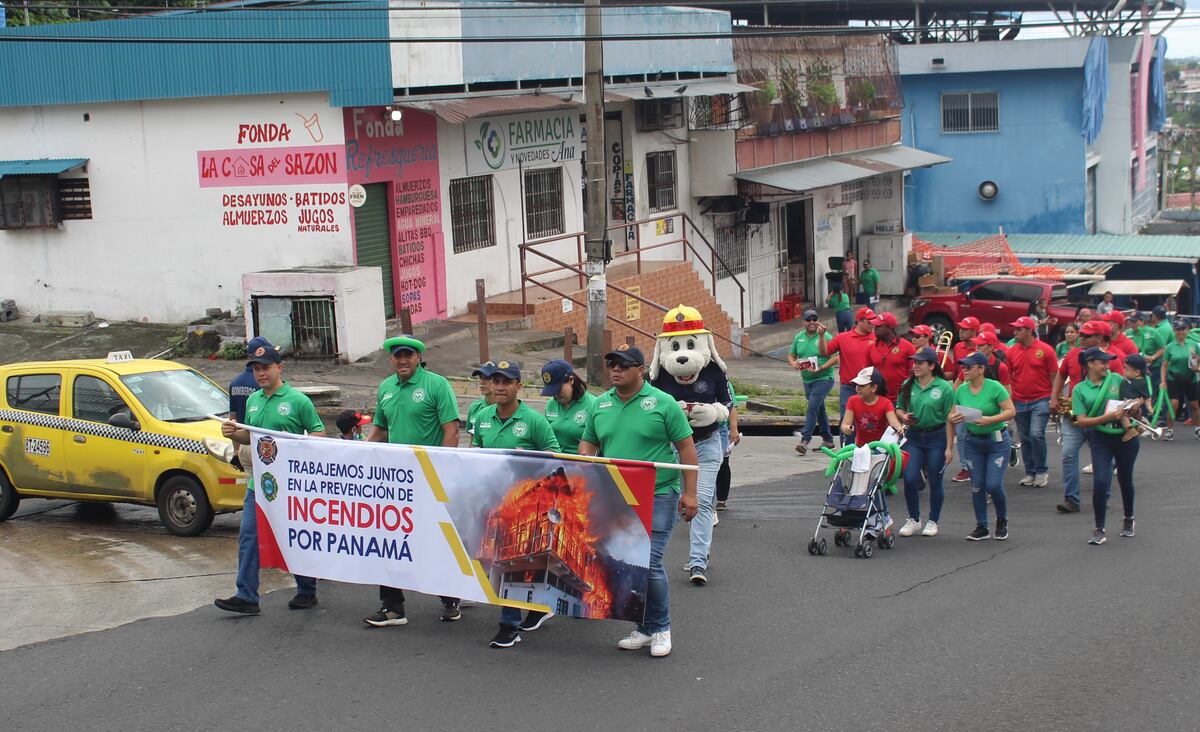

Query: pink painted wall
[{"left": 343, "top": 107, "right": 447, "bottom": 322}]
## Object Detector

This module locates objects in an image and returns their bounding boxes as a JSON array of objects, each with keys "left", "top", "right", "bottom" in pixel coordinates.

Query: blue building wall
[
  {"left": 460, "top": 5, "right": 733, "bottom": 82},
  {"left": 902, "top": 69, "right": 1087, "bottom": 234}
]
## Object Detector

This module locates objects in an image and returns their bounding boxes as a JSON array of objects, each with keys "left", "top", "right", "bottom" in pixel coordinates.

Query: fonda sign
[{"left": 465, "top": 109, "right": 582, "bottom": 175}]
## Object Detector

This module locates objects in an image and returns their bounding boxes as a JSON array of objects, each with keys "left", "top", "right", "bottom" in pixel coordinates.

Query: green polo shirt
[
  {"left": 826, "top": 293, "right": 850, "bottom": 312},
  {"left": 898, "top": 377, "right": 954, "bottom": 430},
  {"left": 544, "top": 391, "right": 596, "bottom": 455},
  {"left": 373, "top": 366, "right": 459, "bottom": 446},
  {"left": 860, "top": 268, "right": 880, "bottom": 296},
  {"left": 472, "top": 401, "right": 560, "bottom": 451},
  {"left": 1072, "top": 375, "right": 1124, "bottom": 435},
  {"left": 1162, "top": 339, "right": 1200, "bottom": 382},
  {"left": 1128, "top": 327, "right": 1164, "bottom": 364},
  {"left": 954, "top": 378, "right": 1010, "bottom": 436},
  {"left": 789, "top": 330, "right": 835, "bottom": 383},
  {"left": 466, "top": 398, "right": 490, "bottom": 434},
  {"left": 581, "top": 381, "right": 693, "bottom": 495},
  {"left": 1154, "top": 321, "right": 1175, "bottom": 353},
  {"left": 244, "top": 382, "right": 325, "bottom": 434}
]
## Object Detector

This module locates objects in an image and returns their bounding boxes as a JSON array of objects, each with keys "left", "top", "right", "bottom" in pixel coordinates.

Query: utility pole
[{"left": 583, "top": 0, "right": 609, "bottom": 385}]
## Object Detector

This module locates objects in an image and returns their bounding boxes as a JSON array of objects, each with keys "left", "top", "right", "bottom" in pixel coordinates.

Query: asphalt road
[{"left": 2, "top": 436, "right": 1199, "bottom": 731}]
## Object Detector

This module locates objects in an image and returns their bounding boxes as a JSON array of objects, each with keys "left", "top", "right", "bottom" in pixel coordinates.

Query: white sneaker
[
  {"left": 1034, "top": 473, "right": 1049, "bottom": 487},
  {"left": 712, "top": 512, "right": 719, "bottom": 526},
  {"left": 1018, "top": 475, "right": 1035, "bottom": 486},
  {"left": 921, "top": 520, "right": 939, "bottom": 537},
  {"left": 650, "top": 630, "right": 672, "bottom": 657},
  {"left": 617, "top": 630, "right": 653, "bottom": 650},
  {"left": 898, "top": 518, "right": 921, "bottom": 537},
  {"left": 1082, "top": 463, "right": 1093, "bottom": 474}
]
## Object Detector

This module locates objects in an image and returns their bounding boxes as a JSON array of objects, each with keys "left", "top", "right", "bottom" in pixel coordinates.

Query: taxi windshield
[{"left": 120, "top": 369, "right": 228, "bottom": 422}]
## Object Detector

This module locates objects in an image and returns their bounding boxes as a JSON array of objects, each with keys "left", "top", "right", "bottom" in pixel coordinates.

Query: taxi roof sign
[{"left": 106, "top": 350, "right": 135, "bottom": 363}]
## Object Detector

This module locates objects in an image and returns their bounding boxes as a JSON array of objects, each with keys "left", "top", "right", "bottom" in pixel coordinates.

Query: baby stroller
[{"left": 807, "top": 441, "right": 903, "bottom": 559}]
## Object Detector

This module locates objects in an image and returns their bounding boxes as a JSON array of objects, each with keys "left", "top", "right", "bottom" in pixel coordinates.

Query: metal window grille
[
  {"left": 713, "top": 223, "right": 746, "bottom": 276},
  {"left": 523, "top": 167, "right": 564, "bottom": 239},
  {"left": 450, "top": 175, "right": 495, "bottom": 253},
  {"left": 0, "top": 175, "right": 59, "bottom": 230},
  {"left": 58, "top": 177, "right": 92, "bottom": 220},
  {"left": 636, "top": 99, "right": 684, "bottom": 131},
  {"left": 291, "top": 298, "right": 338, "bottom": 357},
  {"left": 941, "top": 92, "right": 998, "bottom": 133},
  {"left": 842, "top": 215, "right": 856, "bottom": 252},
  {"left": 646, "top": 151, "right": 676, "bottom": 212}
]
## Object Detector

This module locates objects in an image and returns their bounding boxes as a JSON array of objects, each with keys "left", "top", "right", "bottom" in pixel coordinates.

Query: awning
[
  {"left": 0, "top": 158, "right": 88, "bottom": 179},
  {"left": 604, "top": 78, "right": 759, "bottom": 102},
  {"left": 734, "top": 145, "right": 951, "bottom": 193},
  {"left": 403, "top": 95, "right": 578, "bottom": 125},
  {"left": 1087, "top": 279, "right": 1190, "bottom": 297}
]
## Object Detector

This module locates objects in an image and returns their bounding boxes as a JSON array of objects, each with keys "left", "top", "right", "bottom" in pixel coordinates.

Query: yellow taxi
[{"left": 0, "top": 352, "right": 244, "bottom": 535}]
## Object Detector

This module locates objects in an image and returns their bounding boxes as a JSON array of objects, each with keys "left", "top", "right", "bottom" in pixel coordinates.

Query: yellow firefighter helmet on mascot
[{"left": 659, "top": 305, "right": 710, "bottom": 338}]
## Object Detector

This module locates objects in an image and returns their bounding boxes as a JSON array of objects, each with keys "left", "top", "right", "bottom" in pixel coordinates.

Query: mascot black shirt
[{"left": 652, "top": 362, "right": 730, "bottom": 442}]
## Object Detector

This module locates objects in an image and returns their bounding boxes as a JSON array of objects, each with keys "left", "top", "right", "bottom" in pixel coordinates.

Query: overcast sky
[{"left": 1017, "top": 12, "right": 1200, "bottom": 58}]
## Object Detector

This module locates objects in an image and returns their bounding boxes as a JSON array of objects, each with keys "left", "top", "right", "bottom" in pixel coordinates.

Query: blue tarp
[
  {"left": 1150, "top": 36, "right": 1168, "bottom": 132},
  {"left": 1082, "top": 36, "right": 1109, "bottom": 145}
]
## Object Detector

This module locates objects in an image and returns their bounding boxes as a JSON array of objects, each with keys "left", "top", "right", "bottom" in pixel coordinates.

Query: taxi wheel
[
  {"left": 157, "top": 475, "right": 214, "bottom": 536},
  {"left": 0, "top": 469, "right": 19, "bottom": 521}
]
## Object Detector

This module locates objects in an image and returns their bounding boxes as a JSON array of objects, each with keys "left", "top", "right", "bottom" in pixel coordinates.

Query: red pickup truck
[{"left": 909, "top": 278, "right": 1078, "bottom": 340}]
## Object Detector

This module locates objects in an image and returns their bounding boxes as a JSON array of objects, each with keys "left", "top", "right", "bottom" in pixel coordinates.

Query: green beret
[{"left": 383, "top": 335, "right": 425, "bottom": 354}]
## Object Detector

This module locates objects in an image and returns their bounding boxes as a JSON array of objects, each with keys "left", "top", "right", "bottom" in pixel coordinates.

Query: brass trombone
[{"left": 934, "top": 330, "right": 955, "bottom": 369}]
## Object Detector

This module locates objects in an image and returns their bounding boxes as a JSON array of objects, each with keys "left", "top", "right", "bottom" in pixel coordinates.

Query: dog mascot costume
[{"left": 649, "top": 305, "right": 731, "bottom": 585}]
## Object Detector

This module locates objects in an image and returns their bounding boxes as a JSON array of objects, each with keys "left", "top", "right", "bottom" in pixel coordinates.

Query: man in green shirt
[
  {"left": 1151, "top": 306, "right": 1175, "bottom": 354},
  {"left": 1160, "top": 320, "right": 1200, "bottom": 440},
  {"left": 362, "top": 335, "right": 463, "bottom": 628},
  {"left": 789, "top": 309, "right": 839, "bottom": 453},
  {"left": 216, "top": 336, "right": 325, "bottom": 615},
  {"left": 1127, "top": 312, "right": 1165, "bottom": 364},
  {"left": 466, "top": 361, "right": 497, "bottom": 436},
  {"left": 860, "top": 260, "right": 880, "bottom": 309},
  {"left": 471, "top": 361, "right": 561, "bottom": 649},
  {"left": 540, "top": 359, "right": 596, "bottom": 455},
  {"left": 580, "top": 345, "right": 697, "bottom": 658}
]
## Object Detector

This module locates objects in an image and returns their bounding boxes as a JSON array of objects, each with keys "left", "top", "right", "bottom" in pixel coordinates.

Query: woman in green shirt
[
  {"left": 827, "top": 285, "right": 853, "bottom": 332},
  {"left": 895, "top": 347, "right": 955, "bottom": 538},
  {"left": 1055, "top": 322, "right": 1080, "bottom": 362},
  {"left": 860, "top": 260, "right": 880, "bottom": 309},
  {"left": 1071, "top": 347, "right": 1137, "bottom": 544},
  {"left": 949, "top": 351, "right": 1016, "bottom": 541},
  {"left": 539, "top": 359, "right": 596, "bottom": 455},
  {"left": 1160, "top": 320, "right": 1200, "bottom": 441}
]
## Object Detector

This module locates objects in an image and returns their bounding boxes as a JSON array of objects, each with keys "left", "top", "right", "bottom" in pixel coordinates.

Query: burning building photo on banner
[{"left": 441, "top": 457, "right": 651, "bottom": 623}]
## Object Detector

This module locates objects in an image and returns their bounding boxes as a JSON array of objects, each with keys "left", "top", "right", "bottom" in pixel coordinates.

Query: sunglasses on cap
[{"left": 804, "top": 315, "right": 819, "bottom": 322}]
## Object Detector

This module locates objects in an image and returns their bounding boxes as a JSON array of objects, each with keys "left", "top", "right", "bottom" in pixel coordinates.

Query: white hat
[{"left": 850, "top": 366, "right": 881, "bottom": 386}]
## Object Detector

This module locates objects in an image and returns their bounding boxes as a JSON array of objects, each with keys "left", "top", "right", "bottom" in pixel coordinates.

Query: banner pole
[{"left": 207, "top": 415, "right": 699, "bottom": 472}]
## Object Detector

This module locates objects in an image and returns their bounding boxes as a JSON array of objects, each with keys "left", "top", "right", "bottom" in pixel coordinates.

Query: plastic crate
[{"left": 762, "top": 309, "right": 780, "bottom": 324}]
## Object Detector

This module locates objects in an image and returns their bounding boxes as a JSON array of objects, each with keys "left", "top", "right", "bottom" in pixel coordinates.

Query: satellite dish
[{"left": 547, "top": 508, "right": 563, "bottom": 525}]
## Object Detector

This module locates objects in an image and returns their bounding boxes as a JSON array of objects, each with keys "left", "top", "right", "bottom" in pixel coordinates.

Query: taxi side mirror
[{"left": 108, "top": 412, "right": 141, "bottom": 432}]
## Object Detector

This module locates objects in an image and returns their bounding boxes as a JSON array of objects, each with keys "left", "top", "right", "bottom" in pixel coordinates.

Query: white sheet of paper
[
  {"left": 881, "top": 426, "right": 901, "bottom": 444},
  {"left": 956, "top": 406, "right": 984, "bottom": 424}
]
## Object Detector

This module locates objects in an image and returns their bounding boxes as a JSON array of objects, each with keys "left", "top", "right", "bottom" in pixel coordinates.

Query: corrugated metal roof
[
  {"left": 0, "top": 158, "right": 88, "bottom": 178},
  {"left": 1087, "top": 280, "right": 1189, "bottom": 296},
  {"left": 404, "top": 94, "right": 579, "bottom": 125},
  {"left": 916, "top": 232, "right": 1200, "bottom": 263},
  {"left": 735, "top": 145, "right": 952, "bottom": 192},
  {"left": 605, "top": 78, "right": 758, "bottom": 101},
  {"left": 0, "top": 3, "right": 393, "bottom": 108}
]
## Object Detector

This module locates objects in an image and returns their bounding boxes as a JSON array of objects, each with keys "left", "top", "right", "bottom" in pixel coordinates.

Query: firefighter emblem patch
[
  {"left": 277, "top": 402, "right": 292, "bottom": 417},
  {"left": 512, "top": 422, "right": 528, "bottom": 438},
  {"left": 640, "top": 396, "right": 657, "bottom": 411},
  {"left": 412, "top": 388, "right": 427, "bottom": 403},
  {"left": 256, "top": 436, "right": 278, "bottom": 465},
  {"left": 260, "top": 472, "right": 279, "bottom": 502}
]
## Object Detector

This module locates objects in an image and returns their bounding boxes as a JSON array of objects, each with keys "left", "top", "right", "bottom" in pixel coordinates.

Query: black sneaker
[
  {"left": 993, "top": 519, "right": 1008, "bottom": 541},
  {"left": 1088, "top": 528, "right": 1106, "bottom": 545},
  {"left": 689, "top": 566, "right": 708, "bottom": 585},
  {"left": 1056, "top": 501, "right": 1081, "bottom": 513},
  {"left": 363, "top": 607, "right": 407, "bottom": 627},
  {"left": 440, "top": 601, "right": 462, "bottom": 622},
  {"left": 288, "top": 593, "right": 318, "bottom": 610},
  {"left": 214, "top": 596, "right": 261, "bottom": 615},
  {"left": 518, "top": 611, "right": 553, "bottom": 632},
  {"left": 1121, "top": 518, "right": 1135, "bottom": 537},
  {"left": 489, "top": 627, "right": 521, "bottom": 648},
  {"left": 965, "top": 525, "right": 991, "bottom": 541}
]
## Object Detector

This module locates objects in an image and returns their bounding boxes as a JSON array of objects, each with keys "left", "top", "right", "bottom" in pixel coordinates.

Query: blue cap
[
  {"left": 245, "top": 336, "right": 282, "bottom": 366},
  {"left": 802, "top": 309, "right": 819, "bottom": 321},
  {"left": 959, "top": 351, "right": 989, "bottom": 368},
  {"left": 1125, "top": 353, "right": 1148, "bottom": 373},
  {"left": 471, "top": 361, "right": 496, "bottom": 378},
  {"left": 539, "top": 359, "right": 576, "bottom": 396},
  {"left": 912, "top": 346, "right": 939, "bottom": 363},
  {"left": 1129, "top": 311, "right": 1147, "bottom": 323},
  {"left": 604, "top": 345, "right": 646, "bottom": 366},
  {"left": 490, "top": 359, "right": 521, "bottom": 380},
  {"left": 1078, "top": 346, "right": 1116, "bottom": 365},
  {"left": 1152, "top": 305, "right": 1168, "bottom": 318},
  {"left": 1173, "top": 319, "right": 1190, "bottom": 330}
]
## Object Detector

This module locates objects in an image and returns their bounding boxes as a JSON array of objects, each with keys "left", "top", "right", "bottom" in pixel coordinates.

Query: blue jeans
[
  {"left": 1087, "top": 430, "right": 1139, "bottom": 530},
  {"left": 1061, "top": 419, "right": 1086, "bottom": 506},
  {"left": 1014, "top": 398, "right": 1050, "bottom": 477},
  {"left": 639, "top": 491, "right": 680, "bottom": 635},
  {"left": 687, "top": 433, "right": 722, "bottom": 571},
  {"left": 902, "top": 427, "right": 947, "bottom": 523},
  {"left": 236, "top": 487, "right": 316, "bottom": 603},
  {"left": 838, "top": 383, "right": 856, "bottom": 447},
  {"left": 835, "top": 309, "right": 854, "bottom": 332},
  {"left": 960, "top": 430, "right": 1011, "bottom": 526},
  {"left": 801, "top": 378, "right": 835, "bottom": 441},
  {"left": 955, "top": 421, "right": 968, "bottom": 470},
  {"left": 500, "top": 605, "right": 522, "bottom": 629}
]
